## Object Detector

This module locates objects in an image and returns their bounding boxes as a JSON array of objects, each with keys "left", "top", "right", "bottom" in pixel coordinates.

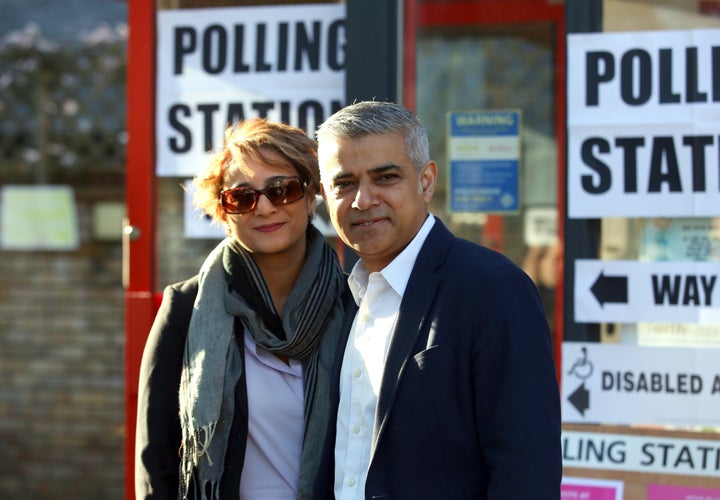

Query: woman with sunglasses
[{"left": 135, "top": 118, "right": 346, "bottom": 500}]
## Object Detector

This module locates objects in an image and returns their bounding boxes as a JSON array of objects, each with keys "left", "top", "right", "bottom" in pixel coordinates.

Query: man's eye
[
  {"left": 377, "top": 173, "right": 399, "bottom": 182},
  {"left": 332, "top": 181, "right": 355, "bottom": 192}
]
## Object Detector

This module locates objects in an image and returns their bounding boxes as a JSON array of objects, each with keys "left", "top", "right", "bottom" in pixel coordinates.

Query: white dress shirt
[
  {"left": 334, "top": 214, "right": 435, "bottom": 500},
  {"left": 239, "top": 330, "right": 304, "bottom": 500}
]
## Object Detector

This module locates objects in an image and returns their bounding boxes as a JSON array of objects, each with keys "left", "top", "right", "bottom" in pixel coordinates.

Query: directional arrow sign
[
  {"left": 575, "top": 260, "right": 720, "bottom": 324},
  {"left": 562, "top": 342, "right": 720, "bottom": 427},
  {"left": 590, "top": 272, "right": 628, "bottom": 307},
  {"left": 568, "top": 383, "right": 590, "bottom": 416}
]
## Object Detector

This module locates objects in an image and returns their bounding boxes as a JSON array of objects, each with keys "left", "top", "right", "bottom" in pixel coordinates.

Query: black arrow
[
  {"left": 590, "top": 271, "right": 628, "bottom": 307},
  {"left": 568, "top": 383, "right": 589, "bottom": 416}
]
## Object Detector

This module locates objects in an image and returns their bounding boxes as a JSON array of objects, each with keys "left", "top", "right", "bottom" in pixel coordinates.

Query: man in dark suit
[{"left": 314, "top": 101, "right": 561, "bottom": 499}]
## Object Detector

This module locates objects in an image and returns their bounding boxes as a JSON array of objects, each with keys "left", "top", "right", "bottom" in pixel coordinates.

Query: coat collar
[{"left": 371, "top": 218, "right": 454, "bottom": 450}]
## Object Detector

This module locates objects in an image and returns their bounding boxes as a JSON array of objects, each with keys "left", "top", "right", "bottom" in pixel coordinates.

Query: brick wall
[
  {"left": 0, "top": 210, "right": 125, "bottom": 498},
  {"left": 0, "top": 10, "right": 128, "bottom": 497}
]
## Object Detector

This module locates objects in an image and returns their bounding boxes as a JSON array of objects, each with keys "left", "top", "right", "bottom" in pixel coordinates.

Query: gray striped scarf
[{"left": 179, "top": 226, "right": 344, "bottom": 499}]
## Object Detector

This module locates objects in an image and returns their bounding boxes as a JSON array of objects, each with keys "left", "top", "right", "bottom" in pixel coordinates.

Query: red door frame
[
  {"left": 124, "top": 0, "right": 156, "bottom": 497},
  {"left": 402, "top": 0, "right": 566, "bottom": 382}
]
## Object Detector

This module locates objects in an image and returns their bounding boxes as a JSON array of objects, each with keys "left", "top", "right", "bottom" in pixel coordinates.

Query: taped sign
[
  {"left": 156, "top": 4, "right": 345, "bottom": 177},
  {"left": 574, "top": 260, "right": 720, "bottom": 324},
  {"left": 562, "top": 343, "right": 720, "bottom": 427},
  {"left": 567, "top": 29, "right": 720, "bottom": 218},
  {"left": 562, "top": 430, "right": 720, "bottom": 477}
]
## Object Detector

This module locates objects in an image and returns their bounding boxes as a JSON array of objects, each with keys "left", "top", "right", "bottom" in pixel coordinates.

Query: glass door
[{"left": 405, "top": 0, "right": 565, "bottom": 367}]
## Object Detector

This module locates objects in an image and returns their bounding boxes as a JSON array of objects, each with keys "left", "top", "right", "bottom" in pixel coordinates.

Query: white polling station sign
[
  {"left": 567, "top": 29, "right": 720, "bottom": 218},
  {"left": 574, "top": 259, "right": 720, "bottom": 324},
  {"left": 156, "top": 4, "right": 345, "bottom": 177},
  {"left": 562, "top": 430, "right": 720, "bottom": 477},
  {"left": 562, "top": 342, "right": 720, "bottom": 427}
]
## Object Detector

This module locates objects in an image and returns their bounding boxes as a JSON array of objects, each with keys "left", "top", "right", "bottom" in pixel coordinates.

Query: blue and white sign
[{"left": 447, "top": 110, "right": 521, "bottom": 213}]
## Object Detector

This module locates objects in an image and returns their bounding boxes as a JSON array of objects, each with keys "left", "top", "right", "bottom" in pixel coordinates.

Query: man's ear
[{"left": 420, "top": 161, "right": 438, "bottom": 201}]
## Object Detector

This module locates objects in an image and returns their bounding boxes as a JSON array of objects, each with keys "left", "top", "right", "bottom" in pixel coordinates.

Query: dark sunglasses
[{"left": 220, "top": 176, "right": 307, "bottom": 214}]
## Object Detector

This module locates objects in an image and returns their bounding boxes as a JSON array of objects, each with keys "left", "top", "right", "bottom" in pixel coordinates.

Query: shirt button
[
  {"left": 362, "top": 313, "right": 371, "bottom": 323},
  {"left": 353, "top": 369, "right": 362, "bottom": 378},
  {"left": 353, "top": 424, "right": 361, "bottom": 433},
  {"left": 347, "top": 478, "right": 356, "bottom": 486}
]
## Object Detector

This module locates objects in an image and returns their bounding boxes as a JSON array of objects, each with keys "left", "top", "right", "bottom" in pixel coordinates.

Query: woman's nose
[{"left": 253, "top": 192, "right": 277, "bottom": 214}]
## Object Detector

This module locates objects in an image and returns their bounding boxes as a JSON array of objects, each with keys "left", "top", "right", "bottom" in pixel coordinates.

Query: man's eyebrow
[
  {"left": 330, "top": 171, "right": 355, "bottom": 183},
  {"left": 329, "top": 163, "right": 403, "bottom": 183},
  {"left": 369, "top": 164, "right": 402, "bottom": 175}
]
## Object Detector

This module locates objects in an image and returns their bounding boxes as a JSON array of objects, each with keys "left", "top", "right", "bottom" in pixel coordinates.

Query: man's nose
[{"left": 351, "top": 181, "right": 378, "bottom": 210}]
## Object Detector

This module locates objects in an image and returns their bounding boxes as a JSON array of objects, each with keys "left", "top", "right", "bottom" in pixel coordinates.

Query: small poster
[
  {"left": 639, "top": 218, "right": 720, "bottom": 262},
  {"left": 648, "top": 484, "right": 720, "bottom": 500},
  {"left": 447, "top": 109, "right": 521, "bottom": 213},
  {"left": 562, "top": 477, "right": 623, "bottom": 500},
  {"left": 0, "top": 185, "right": 79, "bottom": 250}
]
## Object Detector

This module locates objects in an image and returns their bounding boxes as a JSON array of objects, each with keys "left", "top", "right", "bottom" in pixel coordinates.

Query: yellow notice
[{"left": 1, "top": 185, "right": 79, "bottom": 250}]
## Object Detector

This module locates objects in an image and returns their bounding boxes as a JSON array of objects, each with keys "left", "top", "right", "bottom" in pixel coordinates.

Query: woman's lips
[{"left": 255, "top": 222, "right": 285, "bottom": 232}]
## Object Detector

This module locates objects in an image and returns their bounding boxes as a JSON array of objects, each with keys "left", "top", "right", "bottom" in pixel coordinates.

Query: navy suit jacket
[{"left": 315, "top": 218, "right": 562, "bottom": 499}]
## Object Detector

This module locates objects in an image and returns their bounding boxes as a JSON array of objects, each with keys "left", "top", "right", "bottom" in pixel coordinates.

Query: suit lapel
[{"left": 371, "top": 219, "right": 454, "bottom": 451}]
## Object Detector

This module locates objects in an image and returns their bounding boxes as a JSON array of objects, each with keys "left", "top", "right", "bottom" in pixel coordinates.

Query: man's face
[{"left": 319, "top": 132, "right": 437, "bottom": 273}]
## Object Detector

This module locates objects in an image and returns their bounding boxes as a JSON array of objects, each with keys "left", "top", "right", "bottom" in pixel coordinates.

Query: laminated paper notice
[{"left": 0, "top": 185, "right": 79, "bottom": 250}]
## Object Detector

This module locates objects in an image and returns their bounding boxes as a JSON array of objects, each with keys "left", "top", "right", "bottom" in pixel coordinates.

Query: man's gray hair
[{"left": 316, "top": 101, "right": 430, "bottom": 174}]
